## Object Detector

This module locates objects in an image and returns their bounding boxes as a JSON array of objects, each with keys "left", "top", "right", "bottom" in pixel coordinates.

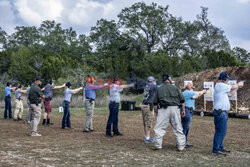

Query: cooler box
[{"left": 121, "top": 101, "right": 136, "bottom": 111}]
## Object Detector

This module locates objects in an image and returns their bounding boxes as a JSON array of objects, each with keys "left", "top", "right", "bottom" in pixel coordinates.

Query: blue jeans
[
  {"left": 62, "top": 101, "right": 71, "bottom": 128},
  {"left": 181, "top": 107, "right": 193, "bottom": 141},
  {"left": 4, "top": 97, "right": 12, "bottom": 119},
  {"left": 106, "top": 103, "right": 119, "bottom": 134},
  {"left": 212, "top": 110, "right": 228, "bottom": 153}
]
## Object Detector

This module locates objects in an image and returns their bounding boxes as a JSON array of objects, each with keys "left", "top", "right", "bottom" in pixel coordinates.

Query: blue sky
[{"left": 0, "top": 0, "right": 250, "bottom": 50}]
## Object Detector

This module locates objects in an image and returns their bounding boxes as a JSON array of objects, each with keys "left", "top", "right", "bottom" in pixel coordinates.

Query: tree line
[{"left": 0, "top": 2, "right": 249, "bottom": 88}]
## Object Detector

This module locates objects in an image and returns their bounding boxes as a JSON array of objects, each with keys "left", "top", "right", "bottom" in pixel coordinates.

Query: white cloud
[
  {"left": 0, "top": 0, "right": 249, "bottom": 51},
  {"left": 14, "top": 0, "right": 63, "bottom": 26},
  {"left": 0, "top": 0, "right": 16, "bottom": 34}
]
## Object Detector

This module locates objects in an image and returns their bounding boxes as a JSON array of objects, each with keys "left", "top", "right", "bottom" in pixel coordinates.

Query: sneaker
[
  {"left": 113, "top": 132, "right": 123, "bottom": 136},
  {"left": 83, "top": 130, "right": 90, "bottom": 133},
  {"left": 106, "top": 133, "right": 113, "bottom": 138},
  {"left": 18, "top": 118, "right": 22, "bottom": 121},
  {"left": 178, "top": 147, "right": 186, "bottom": 151},
  {"left": 25, "top": 121, "right": 31, "bottom": 124},
  {"left": 46, "top": 123, "right": 54, "bottom": 126},
  {"left": 153, "top": 146, "right": 162, "bottom": 150},
  {"left": 221, "top": 149, "right": 230, "bottom": 153},
  {"left": 212, "top": 151, "right": 227, "bottom": 157},
  {"left": 185, "top": 142, "right": 193, "bottom": 148},
  {"left": 31, "top": 133, "right": 42, "bottom": 137},
  {"left": 144, "top": 136, "right": 154, "bottom": 143},
  {"left": 13, "top": 119, "right": 18, "bottom": 121}
]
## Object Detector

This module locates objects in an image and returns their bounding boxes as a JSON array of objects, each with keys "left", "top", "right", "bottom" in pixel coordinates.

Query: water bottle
[{"left": 200, "top": 111, "right": 204, "bottom": 117}]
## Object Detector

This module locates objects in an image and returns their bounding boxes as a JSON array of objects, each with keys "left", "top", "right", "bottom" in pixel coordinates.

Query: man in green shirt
[
  {"left": 28, "top": 76, "right": 45, "bottom": 137},
  {"left": 153, "top": 74, "right": 186, "bottom": 151}
]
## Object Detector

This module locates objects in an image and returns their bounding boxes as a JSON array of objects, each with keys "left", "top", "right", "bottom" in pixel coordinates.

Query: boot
[
  {"left": 42, "top": 119, "right": 46, "bottom": 125},
  {"left": 46, "top": 119, "right": 50, "bottom": 125},
  {"left": 46, "top": 119, "right": 53, "bottom": 125}
]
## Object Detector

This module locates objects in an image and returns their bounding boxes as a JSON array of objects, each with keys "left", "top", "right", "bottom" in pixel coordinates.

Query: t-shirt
[
  {"left": 29, "top": 84, "right": 44, "bottom": 104},
  {"left": 64, "top": 89, "right": 72, "bottom": 102},
  {"left": 110, "top": 84, "right": 123, "bottom": 103},
  {"left": 5, "top": 87, "right": 12, "bottom": 97},
  {"left": 182, "top": 90, "right": 196, "bottom": 110},
  {"left": 15, "top": 89, "right": 22, "bottom": 99},
  {"left": 44, "top": 84, "right": 55, "bottom": 99},
  {"left": 214, "top": 83, "right": 232, "bottom": 111},
  {"left": 142, "top": 84, "right": 158, "bottom": 104}
]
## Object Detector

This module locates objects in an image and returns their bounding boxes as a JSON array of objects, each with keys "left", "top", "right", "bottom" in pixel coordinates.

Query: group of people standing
[
  {"left": 2, "top": 72, "right": 244, "bottom": 156},
  {"left": 140, "top": 72, "right": 244, "bottom": 156}
]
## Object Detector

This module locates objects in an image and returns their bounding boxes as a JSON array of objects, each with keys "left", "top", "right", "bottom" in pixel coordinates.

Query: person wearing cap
[
  {"left": 28, "top": 76, "right": 45, "bottom": 137},
  {"left": 83, "top": 77, "right": 108, "bottom": 132},
  {"left": 105, "top": 78, "right": 134, "bottom": 137},
  {"left": 4, "top": 82, "right": 16, "bottom": 119},
  {"left": 153, "top": 74, "right": 186, "bottom": 151},
  {"left": 13, "top": 84, "right": 27, "bottom": 121},
  {"left": 62, "top": 82, "right": 83, "bottom": 129},
  {"left": 25, "top": 81, "right": 33, "bottom": 124},
  {"left": 212, "top": 72, "right": 244, "bottom": 156},
  {"left": 41, "top": 79, "right": 65, "bottom": 126},
  {"left": 141, "top": 76, "right": 158, "bottom": 143},
  {"left": 182, "top": 82, "right": 207, "bottom": 148}
]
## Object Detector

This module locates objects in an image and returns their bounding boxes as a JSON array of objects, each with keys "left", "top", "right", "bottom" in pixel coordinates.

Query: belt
[
  {"left": 86, "top": 97, "right": 95, "bottom": 101},
  {"left": 110, "top": 101, "right": 119, "bottom": 104},
  {"left": 142, "top": 102, "right": 152, "bottom": 105}
]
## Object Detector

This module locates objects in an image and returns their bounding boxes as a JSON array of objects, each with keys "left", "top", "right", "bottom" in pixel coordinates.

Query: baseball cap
[
  {"left": 66, "top": 82, "right": 72, "bottom": 87},
  {"left": 147, "top": 76, "right": 155, "bottom": 82},
  {"left": 219, "top": 72, "right": 232, "bottom": 80},
  {"left": 48, "top": 79, "right": 55, "bottom": 84},
  {"left": 35, "top": 76, "right": 43, "bottom": 81},
  {"left": 162, "top": 74, "right": 172, "bottom": 81}
]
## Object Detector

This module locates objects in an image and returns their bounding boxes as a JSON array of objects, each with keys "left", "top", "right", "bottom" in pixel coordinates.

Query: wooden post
[
  {"left": 235, "top": 100, "right": 238, "bottom": 113},
  {"left": 204, "top": 100, "right": 206, "bottom": 111}
]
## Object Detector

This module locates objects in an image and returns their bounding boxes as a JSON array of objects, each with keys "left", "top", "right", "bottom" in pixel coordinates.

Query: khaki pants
[
  {"left": 141, "top": 104, "right": 153, "bottom": 128},
  {"left": 30, "top": 103, "right": 42, "bottom": 134},
  {"left": 83, "top": 99, "right": 95, "bottom": 131},
  {"left": 154, "top": 106, "right": 186, "bottom": 150},
  {"left": 14, "top": 99, "right": 23, "bottom": 119}
]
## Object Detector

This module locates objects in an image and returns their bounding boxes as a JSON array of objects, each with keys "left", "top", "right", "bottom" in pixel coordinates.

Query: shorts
[
  {"left": 141, "top": 104, "right": 153, "bottom": 128},
  {"left": 44, "top": 99, "right": 52, "bottom": 113}
]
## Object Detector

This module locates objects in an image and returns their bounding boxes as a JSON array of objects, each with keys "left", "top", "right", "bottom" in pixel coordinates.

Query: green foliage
[
  {"left": 204, "top": 50, "right": 239, "bottom": 68},
  {"left": 9, "top": 46, "right": 37, "bottom": 83},
  {"left": 0, "top": 2, "right": 248, "bottom": 90}
]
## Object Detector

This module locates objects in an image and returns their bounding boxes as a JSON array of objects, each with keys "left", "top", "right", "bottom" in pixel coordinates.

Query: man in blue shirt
[
  {"left": 83, "top": 77, "right": 108, "bottom": 132},
  {"left": 182, "top": 82, "right": 206, "bottom": 148},
  {"left": 4, "top": 82, "right": 16, "bottom": 119}
]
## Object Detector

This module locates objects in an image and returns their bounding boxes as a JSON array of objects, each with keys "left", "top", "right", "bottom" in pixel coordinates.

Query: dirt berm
[{"left": 174, "top": 66, "right": 250, "bottom": 113}]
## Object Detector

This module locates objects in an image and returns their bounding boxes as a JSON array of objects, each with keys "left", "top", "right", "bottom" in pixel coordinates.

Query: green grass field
[{"left": 0, "top": 107, "right": 249, "bottom": 166}]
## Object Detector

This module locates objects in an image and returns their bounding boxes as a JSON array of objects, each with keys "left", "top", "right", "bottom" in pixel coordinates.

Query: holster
[
  {"left": 159, "top": 100, "right": 168, "bottom": 109},
  {"left": 215, "top": 109, "right": 224, "bottom": 115},
  {"left": 185, "top": 107, "right": 194, "bottom": 114},
  {"left": 17, "top": 98, "right": 22, "bottom": 101}
]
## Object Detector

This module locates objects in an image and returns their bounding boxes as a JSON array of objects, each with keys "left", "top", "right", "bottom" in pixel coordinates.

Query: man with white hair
[{"left": 182, "top": 82, "right": 206, "bottom": 147}]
